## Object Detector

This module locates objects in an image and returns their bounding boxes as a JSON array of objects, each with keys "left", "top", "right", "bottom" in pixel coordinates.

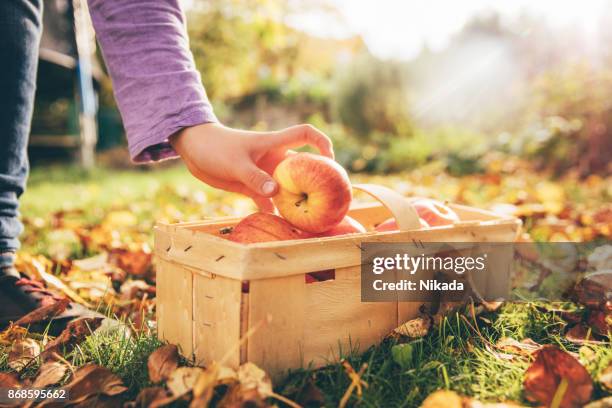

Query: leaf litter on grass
[{"left": 2, "top": 165, "right": 611, "bottom": 406}]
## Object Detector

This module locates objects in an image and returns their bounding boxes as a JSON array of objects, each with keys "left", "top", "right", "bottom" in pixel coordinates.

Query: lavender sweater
[{"left": 88, "top": 0, "right": 217, "bottom": 163}]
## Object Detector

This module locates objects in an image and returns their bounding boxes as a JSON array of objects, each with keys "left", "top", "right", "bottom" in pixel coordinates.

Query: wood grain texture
[
  {"left": 156, "top": 259, "right": 193, "bottom": 359},
  {"left": 192, "top": 273, "right": 242, "bottom": 369},
  {"left": 302, "top": 266, "right": 398, "bottom": 367},
  {"left": 247, "top": 274, "right": 306, "bottom": 379}
]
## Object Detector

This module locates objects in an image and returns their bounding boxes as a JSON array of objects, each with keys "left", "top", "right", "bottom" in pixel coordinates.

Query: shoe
[{"left": 0, "top": 267, "right": 105, "bottom": 336}]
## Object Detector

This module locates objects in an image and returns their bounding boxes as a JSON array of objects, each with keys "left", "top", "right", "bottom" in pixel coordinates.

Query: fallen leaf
[
  {"left": 43, "top": 317, "right": 104, "bottom": 355},
  {"left": 599, "top": 363, "right": 612, "bottom": 391},
  {"left": 110, "top": 247, "right": 152, "bottom": 277},
  {"left": 16, "top": 254, "right": 91, "bottom": 307},
  {"left": 496, "top": 337, "right": 541, "bottom": 356},
  {"left": 8, "top": 338, "right": 41, "bottom": 370},
  {"left": 237, "top": 362, "right": 273, "bottom": 397},
  {"left": 0, "top": 372, "right": 21, "bottom": 388},
  {"left": 587, "top": 310, "right": 611, "bottom": 336},
  {"left": 394, "top": 316, "right": 432, "bottom": 338},
  {"left": 420, "top": 390, "right": 463, "bottom": 408},
  {"left": 573, "top": 271, "right": 612, "bottom": 309},
  {"left": 33, "top": 361, "right": 69, "bottom": 388},
  {"left": 128, "top": 387, "right": 170, "bottom": 408},
  {"left": 13, "top": 298, "right": 70, "bottom": 327},
  {"left": 166, "top": 366, "right": 203, "bottom": 397},
  {"left": 190, "top": 363, "right": 220, "bottom": 408},
  {"left": 71, "top": 394, "right": 126, "bottom": 407},
  {"left": 147, "top": 344, "right": 179, "bottom": 383},
  {"left": 0, "top": 325, "right": 28, "bottom": 345},
  {"left": 584, "top": 396, "right": 612, "bottom": 408},
  {"left": 294, "top": 379, "right": 325, "bottom": 407},
  {"left": 523, "top": 345, "right": 593, "bottom": 408},
  {"left": 41, "top": 364, "right": 127, "bottom": 406},
  {"left": 565, "top": 324, "right": 606, "bottom": 345}
]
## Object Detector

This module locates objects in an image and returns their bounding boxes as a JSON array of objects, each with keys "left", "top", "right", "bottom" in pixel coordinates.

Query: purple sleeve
[{"left": 88, "top": 0, "right": 218, "bottom": 163}]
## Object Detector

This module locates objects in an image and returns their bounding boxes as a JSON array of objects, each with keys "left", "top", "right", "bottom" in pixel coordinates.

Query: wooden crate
[{"left": 154, "top": 184, "right": 521, "bottom": 379}]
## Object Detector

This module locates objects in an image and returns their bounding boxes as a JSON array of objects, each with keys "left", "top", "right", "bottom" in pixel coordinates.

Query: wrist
[{"left": 169, "top": 122, "right": 221, "bottom": 149}]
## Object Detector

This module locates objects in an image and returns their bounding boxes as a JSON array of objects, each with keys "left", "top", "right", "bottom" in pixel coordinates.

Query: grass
[
  {"left": 5, "top": 163, "right": 611, "bottom": 407},
  {"left": 280, "top": 303, "right": 611, "bottom": 407}
]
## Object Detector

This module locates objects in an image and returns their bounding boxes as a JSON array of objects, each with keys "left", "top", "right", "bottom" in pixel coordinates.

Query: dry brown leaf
[
  {"left": 41, "top": 364, "right": 127, "bottom": 406},
  {"left": 71, "top": 394, "right": 126, "bottom": 407},
  {"left": 33, "top": 361, "right": 68, "bottom": 388},
  {"left": 16, "top": 254, "right": 91, "bottom": 307},
  {"left": 0, "top": 325, "right": 28, "bottom": 345},
  {"left": 495, "top": 337, "right": 541, "bottom": 356},
  {"left": 0, "top": 372, "right": 21, "bottom": 388},
  {"left": 190, "top": 363, "right": 220, "bottom": 408},
  {"left": 565, "top": 324, "right": 606, "bottom": 345},
  {"left": 394, "top": 316, "right": 432, "bottom": 338},
  {"left": 237, "top": 362, "right": 273, "bottom": 397},
  {"left": 294, "top": 379, "right": 325, "bottom": 407},
  {"left": 125, "top": 387, "right": 171, "bottom": 408},
  {"left": 43, "top": 317, "right": 104, "bottom": 355},
  {"left": 13, "top": 298, "right": 69, "bottom": 327},
  {"left": 523, "top": 345, "right": 593, "bottom": 408},
  {"left": 573, "top": 271, "right": 612, "bottom": 309},
  {"left": 166, "top": 366, "right": 203, "bottom": 397},
  {"left": 587, "top": 310, "right": 611, "bottom": 336},
  {"left": 599, "top": 363, "right": 612, "bottom": 391},
  {"left": 110, "top": 248, "right": 152, "bottom": 276},
  {"left": 8, "top": 338, "right": 40, "bottom": 371},
  {"left": 584, "top": 396, "right": 612, "bottom": 408},
  {"left": 148, "top": 344, "right": 179, "bottom": 383},
  {"left": 420, "top": 390, "right": 463, "bottom": 408}
]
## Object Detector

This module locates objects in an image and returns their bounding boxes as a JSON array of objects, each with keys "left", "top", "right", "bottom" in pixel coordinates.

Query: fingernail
[{"left": 262, "top": 181, "right": 276, "bottom": 195}]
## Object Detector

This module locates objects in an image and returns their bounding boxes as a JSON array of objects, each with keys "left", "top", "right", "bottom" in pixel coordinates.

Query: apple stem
[{"left": 294, "top": 193, "right": 308, "bottom": 207}]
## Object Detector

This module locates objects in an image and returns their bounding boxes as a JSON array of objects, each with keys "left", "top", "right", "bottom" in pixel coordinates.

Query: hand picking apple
[
  {"left": 170, "top": 123, "right": 334, "bottom": 213},
  {"left": 273, "top": 152, "right": 353, "bottom": 233}
]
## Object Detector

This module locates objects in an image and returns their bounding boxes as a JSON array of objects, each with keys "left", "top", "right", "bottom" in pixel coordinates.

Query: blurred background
[{"left": 33, "top": 0, "right": 612, "bottom": 177}]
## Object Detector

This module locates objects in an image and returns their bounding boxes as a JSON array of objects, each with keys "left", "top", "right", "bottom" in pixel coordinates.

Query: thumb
[{"left": 236, "top": 162, "right": 278, "bottom": 197}]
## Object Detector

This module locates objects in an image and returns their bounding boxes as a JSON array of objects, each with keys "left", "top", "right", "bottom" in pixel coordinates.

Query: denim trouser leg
[{"left": 0, "top": 0, "right": 43, "bottom": 268}]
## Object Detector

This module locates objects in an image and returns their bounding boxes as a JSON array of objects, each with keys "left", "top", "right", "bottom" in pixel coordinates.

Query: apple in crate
[
  {"left": 375, "top": 217, "right": 429, "bottom": 232},
  {"left": 412, "top": 198, "right": 459, "bottom": 226},
  {"left": 228, "top": 212, "right": 305, "bottom": 243},
  {"left": 317, "top": 216, "right": 366, "bottom": 237},
  {"left": 273, "top": 152, "right": 352, "bottom": 233}
]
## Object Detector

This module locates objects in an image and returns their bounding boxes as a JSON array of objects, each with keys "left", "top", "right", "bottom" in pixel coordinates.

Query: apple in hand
[
  {"left": 272, "top": 152, "right": 352, "bottom": 233},
  {"left": 411, "top": 199, "right": 459, "bottom": 226},
  {"left": 317, "top": 216, "right": 366, "bottom": 237},
  {"left": 375, "top": 217, "right": 429, "bottom": 232},
  {"left": 228, "top": 212, "right": 306, "bottom": 243}
]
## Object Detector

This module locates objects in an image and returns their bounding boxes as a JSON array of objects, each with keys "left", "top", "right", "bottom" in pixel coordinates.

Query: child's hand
[{"left": 170, "top": 123, "right": 334, "bottom": 212}]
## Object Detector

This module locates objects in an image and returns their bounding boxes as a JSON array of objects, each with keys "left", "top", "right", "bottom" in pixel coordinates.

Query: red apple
[
  {"left": 272, "top": 152, "right": 352, "bottom": 233},
  {"left": 228, "top": 212, "right": 305, "bottom": 243},
  {"left": 317, "top": 216, "right": 366, "bottom": 237},
  {"left": 375, "top": 217, "right": 429, "bottom": 232},
  {"left": 411, "top": 199, "right": 459, "bottom": 226}
]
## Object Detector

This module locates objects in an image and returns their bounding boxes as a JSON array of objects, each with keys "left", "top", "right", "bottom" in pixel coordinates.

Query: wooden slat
[
  {"left": 156, "top": 259, "right": 193, "bottom": 359},
  {"left": 302, "top": 266, "right": 398, "bottom": 367},
  {"left": 192, "top": 273, "right": 242, "bottom": 369},
  {"left": 247, "top": 274, "right": 306, "bottom": 379}
]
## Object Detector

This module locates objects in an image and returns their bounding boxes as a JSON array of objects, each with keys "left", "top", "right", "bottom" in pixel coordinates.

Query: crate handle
[{"left": 353, "top": 184, "right": 422, "bottom": 231}]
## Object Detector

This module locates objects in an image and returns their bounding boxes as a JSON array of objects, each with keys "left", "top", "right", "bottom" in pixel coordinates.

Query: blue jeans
[{"left": 0, "top": 0, "right": 43, "bottom": 268}]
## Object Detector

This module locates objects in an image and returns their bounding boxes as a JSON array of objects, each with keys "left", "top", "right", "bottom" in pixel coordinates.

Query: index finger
[{"left": 265, "top": 124, "right": 335, "bottom": 159}]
